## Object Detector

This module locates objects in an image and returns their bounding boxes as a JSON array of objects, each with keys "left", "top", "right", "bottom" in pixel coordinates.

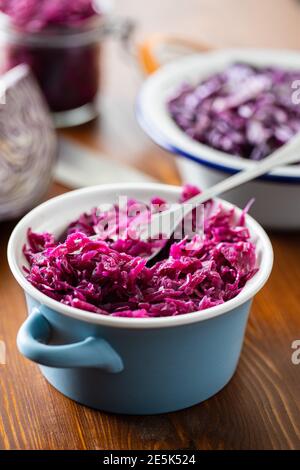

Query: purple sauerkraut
[
  {"left": 23, "top": 186, "right": 257, "bottom": 318},
  {"left": 168, "top": 63, "right": 300, "bottom": 160},
  {"left": 0, "top": 0, "right": 99, "bottom": 31}
]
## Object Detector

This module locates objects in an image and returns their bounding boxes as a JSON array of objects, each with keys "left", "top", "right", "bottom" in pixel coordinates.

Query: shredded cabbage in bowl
[
  {"left": 23, "top": 186, "right": 257, "bottom": 318},
  {"left": 168, "top": 63, "right": 300, "bottom": 160}
]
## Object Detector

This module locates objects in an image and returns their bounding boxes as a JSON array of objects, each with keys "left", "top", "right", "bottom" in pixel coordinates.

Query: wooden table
[{"left": 1, "top": 0, "right": 300, "bottom": 450}]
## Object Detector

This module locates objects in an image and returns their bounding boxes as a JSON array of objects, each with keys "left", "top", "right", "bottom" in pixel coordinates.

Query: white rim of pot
[{"left": 7, "top": 183, "right": 274, "bottom": 329}]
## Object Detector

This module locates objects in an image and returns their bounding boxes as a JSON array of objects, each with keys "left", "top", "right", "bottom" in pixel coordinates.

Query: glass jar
[{"left": 0, "top": 3, "right": 133, "bottom": 127}]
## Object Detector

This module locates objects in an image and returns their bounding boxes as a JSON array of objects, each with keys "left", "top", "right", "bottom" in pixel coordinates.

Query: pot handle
[
  {"left": 138, "top": 34, "right": 212, "bottom": 75},
  {"left": 17, "top": 309, "right": 123, "bottom": 373}
]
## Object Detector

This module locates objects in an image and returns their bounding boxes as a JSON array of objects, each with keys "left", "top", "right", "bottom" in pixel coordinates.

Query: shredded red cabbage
[
  {"left": 0, "top": 0, "right": 100, "bottom": 31},
  {"left": 168, "top": 63, "right": 300, "bottom": 160},
  {"left": 23, "top": 186, "right": 257, "bottom": 318}
]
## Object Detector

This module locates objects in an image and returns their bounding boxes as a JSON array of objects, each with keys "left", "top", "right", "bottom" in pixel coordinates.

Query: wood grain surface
[{"left": 1, "top": 0, "right": 300, "bottom": 450}]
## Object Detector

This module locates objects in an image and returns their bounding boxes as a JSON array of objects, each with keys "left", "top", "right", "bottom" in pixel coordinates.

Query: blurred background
[
  {"left": 91, "top": 0, "right": 300, "bottom": 179},
  {"left": 1, "top": 0, "right": 300, "bottom": 208}
]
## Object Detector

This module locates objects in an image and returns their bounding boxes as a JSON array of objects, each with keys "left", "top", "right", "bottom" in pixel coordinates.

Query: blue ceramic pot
[{"left": 8, "top": 184, "right": 273, "bottom": 414}]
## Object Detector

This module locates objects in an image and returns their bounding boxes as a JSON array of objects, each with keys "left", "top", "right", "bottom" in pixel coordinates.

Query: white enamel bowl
[{"left": 137, "top": 48, "right": 300, "bottom": 230}]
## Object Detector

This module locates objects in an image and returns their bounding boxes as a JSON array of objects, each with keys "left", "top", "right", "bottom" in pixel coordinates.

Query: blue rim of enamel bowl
[{"left": 136, "top": 49, "right": 300, "bottom": 185}]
